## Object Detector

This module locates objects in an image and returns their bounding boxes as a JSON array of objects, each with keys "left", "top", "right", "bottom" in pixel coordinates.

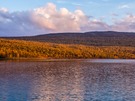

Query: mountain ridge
[{"left": 2, "top": 31, "right": 135, "bottom": 47}]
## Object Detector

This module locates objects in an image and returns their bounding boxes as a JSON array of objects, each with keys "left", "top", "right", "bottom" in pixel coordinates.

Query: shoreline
[{"left": 1, "top": 58, "right": 135, "bottom": 62}]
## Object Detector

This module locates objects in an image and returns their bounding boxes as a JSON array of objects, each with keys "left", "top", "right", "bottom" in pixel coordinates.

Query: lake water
[{"left": 0, "top": 59, "right": 135, "bottom": 101}]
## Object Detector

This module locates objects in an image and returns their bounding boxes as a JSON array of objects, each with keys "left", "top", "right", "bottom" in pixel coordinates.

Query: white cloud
[
  {"left": 81, "top": 19, "right": 110, "bottom": 32},
  {"left": 112, "top": 14, "right": 135, "bottom": 32},
  {"left": 0, "top": 3, "right": 135, "bottom": 36},
  {"left": 32, "top": 3, "right": 88, "bottom": 33},
  {"left": 0, "top": 7, "right": 8, "bottom": 13},
  {"left": 118, "top": 4, "right": 130, "bottom": 9},
  {"left": 0, "top": 9, "right": 46, "bottom": 36},
  {"left": 0, "top": 3, "right": 90, "bottom": 36}
]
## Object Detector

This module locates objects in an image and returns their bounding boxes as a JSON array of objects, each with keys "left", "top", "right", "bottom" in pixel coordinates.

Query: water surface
[{"left": 0, "top": 59, "right": 135, "bottom": 101}]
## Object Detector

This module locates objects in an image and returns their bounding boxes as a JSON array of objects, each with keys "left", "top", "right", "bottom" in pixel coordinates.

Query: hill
[{"left": 3, "top": 31, "right": 135, "bottom": 47}]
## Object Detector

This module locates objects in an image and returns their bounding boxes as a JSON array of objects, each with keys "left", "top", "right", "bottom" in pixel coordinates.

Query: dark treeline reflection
[{"left": 0, "top": 60, "right": 135, "bottom": 101}]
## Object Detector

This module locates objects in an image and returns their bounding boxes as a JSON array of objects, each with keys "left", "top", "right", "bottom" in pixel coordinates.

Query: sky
[{"left": 0, "top": 0, "right": 135, "bottom": 36}]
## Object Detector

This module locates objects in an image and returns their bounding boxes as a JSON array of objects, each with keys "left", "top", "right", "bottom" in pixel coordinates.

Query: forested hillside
[
  {"left": 0, "top": 38, "right": 135, "bottom": 59},
  {"left": 4, "top": 31, "right": 135, "bottom": 47}
]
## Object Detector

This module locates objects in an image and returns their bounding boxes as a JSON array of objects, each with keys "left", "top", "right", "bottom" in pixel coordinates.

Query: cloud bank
[{"left": 0, "top": 3, "right": 135, "bottom": 36}]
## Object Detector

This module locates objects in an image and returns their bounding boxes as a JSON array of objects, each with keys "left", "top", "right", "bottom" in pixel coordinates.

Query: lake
[{"left": 0, "top": 59, "right": 135, "bottom": 101}]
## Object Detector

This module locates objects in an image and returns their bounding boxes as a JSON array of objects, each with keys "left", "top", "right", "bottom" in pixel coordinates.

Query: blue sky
[
  {"left": 0, "top": 0, "right": 135, "bottom": 36},
  {"left": 0, "top": 1, "right": 134, "bottom": 12},
  {"left": 0, "top": 1, "right": 134, "bottom": 13}
]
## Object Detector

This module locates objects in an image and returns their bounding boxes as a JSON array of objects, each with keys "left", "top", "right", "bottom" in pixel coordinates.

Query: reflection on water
[{"left": 0, "top": 60, "right": 135, "bottom": 101}]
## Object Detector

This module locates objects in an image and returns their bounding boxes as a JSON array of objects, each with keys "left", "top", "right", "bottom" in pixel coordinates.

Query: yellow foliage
[{"left": 0, "top": 38, "right": 135, "bottom": 59}]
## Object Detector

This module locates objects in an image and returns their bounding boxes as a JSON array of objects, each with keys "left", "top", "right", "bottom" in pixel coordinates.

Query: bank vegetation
[{"left": 0, "top": 38, "right": 135, "bottom": 59}]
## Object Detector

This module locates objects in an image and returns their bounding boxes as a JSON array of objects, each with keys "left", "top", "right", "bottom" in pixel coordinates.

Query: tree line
[{"left": 0, "top": 38, "right": 135, "bottom": 59}]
